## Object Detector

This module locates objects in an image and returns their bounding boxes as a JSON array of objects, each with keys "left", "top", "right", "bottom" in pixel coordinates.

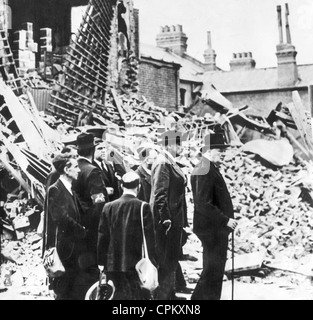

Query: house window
[{"left": 180, "top": 88, "right": 186, "bottom": 106}]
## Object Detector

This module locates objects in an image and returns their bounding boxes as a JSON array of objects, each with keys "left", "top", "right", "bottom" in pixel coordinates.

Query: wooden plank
[
  {"left": 290, "top": 92, "right": 313, "bottom": 150},
  {"left": 225, "top": 251, "right": 266, "bottom": 274},
  {"left": 111, "top": 88, "right": 126, "bottom": 121}
]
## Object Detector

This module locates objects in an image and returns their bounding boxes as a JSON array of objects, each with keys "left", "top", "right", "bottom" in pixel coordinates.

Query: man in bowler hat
[
  {"left": 72, "top": 133, "right": 108, "bottom": 285},
  {"left": 191, "top": 132, "right": 238, "bottom": 300}
]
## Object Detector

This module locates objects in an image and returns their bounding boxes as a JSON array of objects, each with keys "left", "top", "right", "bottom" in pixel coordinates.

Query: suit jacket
[
  {"left": 44, "top": 179, "right": 86, "bottom": 267},
  {"left": 94, "top": 159, "right": 120, "bottom": 201},
  {"left": 45, "top": 170, "right": 60, "bottom": 191},
  {"left": 97, "top": 194, "right": 157, "bottom": 272},
  {"left": 72, "top": 158, "right": 108, "bottom": 251},
  {"left": 150, "top": 154, "right": 188, "bottom": 229},
  {"left": 136, "top": 165, "right": 151, "bottom": 203},
  {"left": 191, "top": 156, "right": 234, "bottom": 242}
]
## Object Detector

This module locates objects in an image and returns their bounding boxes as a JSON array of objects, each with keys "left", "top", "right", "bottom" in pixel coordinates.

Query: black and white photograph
[{"left": 0, "top": 0, "right": 313, "bottom": 303}]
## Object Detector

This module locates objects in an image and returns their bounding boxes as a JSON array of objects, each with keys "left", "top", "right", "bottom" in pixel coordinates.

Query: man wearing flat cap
[
  {"left": 43, "top": 153, "right": 87, "bottom": 300},
  {"left": 98, "top": 171, "right": 157, "bottom": 300},
  {"left": 72, "top": 133, "right": 108, "bottom": 285},
  {"left": 190, "top": 132, "right": 238, "bottom": 300},
  {"left": 150, "top": 130, "right": 188, "bottom": 300}
]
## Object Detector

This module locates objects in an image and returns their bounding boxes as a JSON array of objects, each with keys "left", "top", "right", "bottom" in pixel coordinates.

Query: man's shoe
[
  {"left": 176, "top": 286, "right": 193, "bottom": 294},
  {"left": 173, "top": 295, "right": 187, "bottom": 300}
]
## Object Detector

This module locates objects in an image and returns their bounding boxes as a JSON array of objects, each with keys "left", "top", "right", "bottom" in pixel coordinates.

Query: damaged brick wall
[{"left": 138, "top": 56, "right": 180, "bottom": 111}]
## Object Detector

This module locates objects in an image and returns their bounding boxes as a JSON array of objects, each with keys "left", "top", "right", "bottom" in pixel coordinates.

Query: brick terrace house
[
  {"left": 4, "top": 1, "right": 313, "bottom": 117},
  {"left": 199, "top": 5, "right": 313, "bottom": 117},
  {"left": 137, "top": 4, "right": 313, "bottom": 117},
  {"left": 138, "top": 25, "right": 211, "bottom": 112}
]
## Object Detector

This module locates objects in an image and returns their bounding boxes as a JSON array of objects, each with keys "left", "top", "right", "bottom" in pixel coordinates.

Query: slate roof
[
  {"left": 201, "top": 64, "right": 313, "bottom": 94},
  {"left": 140, "top": 43, "right": 205, "bottom": 83}
]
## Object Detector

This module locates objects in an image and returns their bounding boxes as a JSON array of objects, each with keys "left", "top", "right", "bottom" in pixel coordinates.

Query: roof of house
[
  {"left": 201, "top": 64, "right": 313, "bottom": 94},
  {"left": 140, "top": 43, "right": 205, "bottom": 83}
]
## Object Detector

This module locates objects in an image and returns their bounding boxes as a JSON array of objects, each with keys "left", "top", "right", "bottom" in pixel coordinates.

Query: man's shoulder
[
  {"left": 78, "top": 159, "right": 100, "bottom": 175},
  {"left": 191, "top": 158, "right": 214, "bottom": 177},
  {"left": 48, "top": 180, "right": 66, "bottom": 197}
]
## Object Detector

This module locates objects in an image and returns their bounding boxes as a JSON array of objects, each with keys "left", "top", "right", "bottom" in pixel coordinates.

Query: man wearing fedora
[
  {"left": 150, "top": 130, "right": 188, "bottom": 300},
  {"left": 190, "top": 131, "right": 238, "bottom": 300},
  {"left": 72, "top": 133, "right": 108, "bottom": 286}
]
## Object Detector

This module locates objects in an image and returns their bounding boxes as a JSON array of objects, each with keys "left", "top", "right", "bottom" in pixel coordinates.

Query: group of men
[{"left": 43, "top": 128, "right": 238, "bottom": 301}]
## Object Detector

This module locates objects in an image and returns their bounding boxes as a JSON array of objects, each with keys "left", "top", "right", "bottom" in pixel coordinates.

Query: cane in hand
[{"left": 232, "top": 231, "right": 235, "bottom": 301}]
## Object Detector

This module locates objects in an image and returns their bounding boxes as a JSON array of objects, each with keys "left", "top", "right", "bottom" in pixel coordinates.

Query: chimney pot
[
  {"left": 156, "top": 24, "right": 188, "bottom": 56},
  {"left": 177, "top": 25, "right": 183, "bottom": 32},
  {"left": 230, "top": 51, "right": 256, "bottom": 70}
]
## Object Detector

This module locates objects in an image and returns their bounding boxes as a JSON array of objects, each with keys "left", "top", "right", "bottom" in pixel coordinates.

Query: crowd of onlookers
[{"left": 43, "top": 128, "right": 237, "bottom": 300}]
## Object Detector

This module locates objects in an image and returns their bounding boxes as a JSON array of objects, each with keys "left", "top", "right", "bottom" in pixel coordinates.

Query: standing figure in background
[
  {"left": 135, "top": 144, "right": 158, "bottom": 203},
  {"left": 94, "top": 141, "right": 120, "bottom": 202},
  {"left": 191, "top": 133, "right": 238, "bottom": 300},
  {"left": 150, "top": 130, "right": 188, "bottom": 300}
]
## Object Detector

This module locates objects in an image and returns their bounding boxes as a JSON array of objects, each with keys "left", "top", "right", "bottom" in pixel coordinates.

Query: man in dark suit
[
  {"left": 44, "top": 153, "right": 87, "bottom": 300},
  {"left": 72, "top": 133, "right": 108, "bottom": 281},
  {"left": 45, "top": 145, "right": 78, "bottom": 191},
  {"left": 97, "top": 171, "right": 157, "bottom": 300},
  {"left": 135, "top": 144, "right": 158, "bottom": 203},
  {"left": 191, "top": 133, "right": 238, "bottom": 300},
  {"left": 94, "top": 141, "right": 120, "bottom": 202},
  {"left": 150, "top": 130, "right": 188, "bottom": 300}
]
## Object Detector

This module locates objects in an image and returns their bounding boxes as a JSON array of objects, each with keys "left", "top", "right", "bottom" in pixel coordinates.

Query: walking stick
[{"left": 232, "top": 231, "right": 235, "bottom": 301}]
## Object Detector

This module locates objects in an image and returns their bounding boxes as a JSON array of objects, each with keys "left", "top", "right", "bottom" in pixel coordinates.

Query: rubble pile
[
  {"left": 0, "top": 231, "right": 49, "bottom": 298},
  {"left": 217, "top": 148, "right": 313, "bottom": 261}
]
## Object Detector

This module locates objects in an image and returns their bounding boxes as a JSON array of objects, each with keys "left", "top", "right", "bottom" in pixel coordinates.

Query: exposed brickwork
[{"left": 138, "top": 57, "right": 180, "bottom": 111}]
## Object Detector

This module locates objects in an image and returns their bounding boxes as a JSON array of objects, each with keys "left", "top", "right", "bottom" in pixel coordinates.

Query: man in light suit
[{"left": 191, "top": 133, "right": 238, "bottom": 300}]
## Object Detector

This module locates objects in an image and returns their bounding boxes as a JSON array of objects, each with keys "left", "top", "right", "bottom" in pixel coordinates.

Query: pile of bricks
[
  {"left": 216, "top": 148, "right": 313, "bottom": 261},
  {"left": 12, "top": 22, "right": 38, "bottom": 76}
]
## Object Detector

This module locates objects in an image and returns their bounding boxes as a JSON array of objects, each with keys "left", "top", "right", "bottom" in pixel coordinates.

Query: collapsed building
[{"left": 0, "top": 0, "right": 313, "bottom": 298}]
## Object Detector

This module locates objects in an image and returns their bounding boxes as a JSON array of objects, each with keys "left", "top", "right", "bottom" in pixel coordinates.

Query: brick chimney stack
[
  {"left": 203, "top": 31, "right": 217, "bottom": 71},
  {"left": 276, "top": 4, "right": 298, "bottom": 87},
  {"left": 229, "top": 52, "right": 256, "bottom": 71},
  {"left": 156, "top": 24, "right": 188, "bottom": 56}
]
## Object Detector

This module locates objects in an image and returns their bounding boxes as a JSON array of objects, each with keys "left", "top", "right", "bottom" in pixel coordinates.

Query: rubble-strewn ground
[{"left": 1, "top": 145, "right": 313, "bottom": 300}]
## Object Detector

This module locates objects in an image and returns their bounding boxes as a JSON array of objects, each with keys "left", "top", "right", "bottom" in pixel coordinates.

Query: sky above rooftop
[{"left": 133, "top": 0, "right": 313, "bottom": 71}]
